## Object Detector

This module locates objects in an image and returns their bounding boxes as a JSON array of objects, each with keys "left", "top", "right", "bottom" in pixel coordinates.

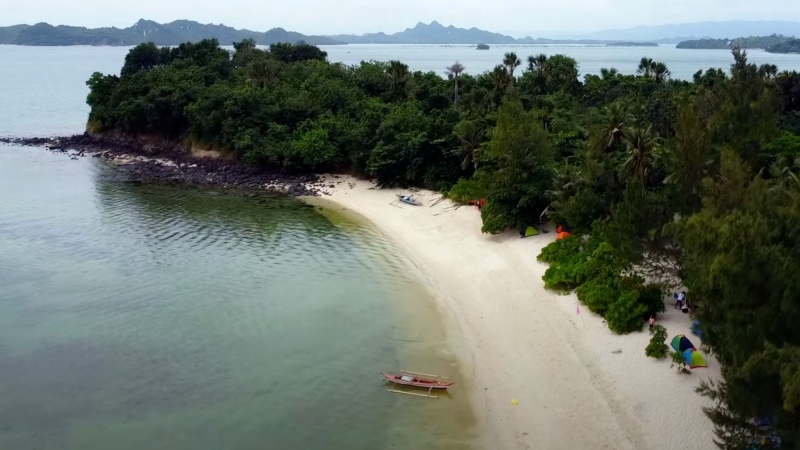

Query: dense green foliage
[
  {"left": 767, "top": 38, "right": 800, "bottom": 54},
  {"left": 89, "top": 41, "right": 800, "bottom": 447},
  {"left": 676, "top": 34, "right": 791, "bottom": 51},
  {"left": 646, "top": 325, "right": 669, "bottom": 358}
]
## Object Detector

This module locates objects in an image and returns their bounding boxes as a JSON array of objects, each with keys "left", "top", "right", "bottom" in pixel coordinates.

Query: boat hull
[{"left": 381, "top": 372, "right": 453, "bottom": 389}]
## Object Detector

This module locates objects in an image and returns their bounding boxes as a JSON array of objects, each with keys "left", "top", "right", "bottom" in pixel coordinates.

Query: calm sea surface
[{"left": 0, "top": 46, "right": 476, "bottom": 449}]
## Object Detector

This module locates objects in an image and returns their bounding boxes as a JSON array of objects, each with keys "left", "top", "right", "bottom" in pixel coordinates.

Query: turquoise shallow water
[{"left": 0, "top": 147, "right": 477, "bottom": 449}]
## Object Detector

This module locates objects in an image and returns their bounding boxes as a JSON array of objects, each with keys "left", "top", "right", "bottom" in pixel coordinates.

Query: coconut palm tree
[
  {"left": 600, "top": 67, "right": 619, "bottom": 80},
  {"left": 602, "top": 103, "right": 631, "bottom": 149},
  {"left": 492, "top": 65, "right": 510, "bottom": 92},
  {"left": 452, "top": 119, "right": 486, "bottom": 170},
  {"left": 445, "top": 61, "right": 466, "bottom": 105},
  {"left": 759, "top": 63, "right": 778, "bottom": 80},
  {"left": 387, "top": 60, "right": 412, "bottom": 100},
  {"left": 619, "top": 125, "right": 661, "bottom": 184},
  {"left": 771, "top": 153, "right": 800, "bottom": 191},
  {"left": 636, "top": 57, "right": 654, "bottom": 77},
  {"left": 247, "top": 59, "right": 277, "bottom": 88},
  {"left": 526, "top": 53, "right": 547, "bottom": 72},
  {"left": 503, "top": 52, "right": 522, "bottom": 83},
  {"left": 653, "top": 62, "right": 671, "bottom": 83}
]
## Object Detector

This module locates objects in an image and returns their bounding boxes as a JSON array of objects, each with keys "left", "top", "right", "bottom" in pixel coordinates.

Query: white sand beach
[{"left": 316, "top": 176, "right": 721, "bottom": 450}]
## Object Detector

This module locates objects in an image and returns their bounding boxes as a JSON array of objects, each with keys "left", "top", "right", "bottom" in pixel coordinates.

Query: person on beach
[
  {"left": 649, "top": 316, "right": 656, "bottom": 333},
  {"left": 674, "top": 291, "right": 685, "bottom": 309}
]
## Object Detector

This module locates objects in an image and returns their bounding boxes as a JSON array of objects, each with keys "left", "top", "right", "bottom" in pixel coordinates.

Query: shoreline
[
  {"left": 0, "top": 134, "right": 329, "bottom": 196},
  {"left": 317, "top": 175, "right": 722, "bottom": 450}
]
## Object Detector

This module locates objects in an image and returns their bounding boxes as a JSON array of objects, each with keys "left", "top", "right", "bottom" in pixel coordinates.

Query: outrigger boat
[
  {"left": 381, "top": 370, "right": 453, "bottom": 399},
  {"left": 396, "top": 194, "right": 423, "bottom": 206}
]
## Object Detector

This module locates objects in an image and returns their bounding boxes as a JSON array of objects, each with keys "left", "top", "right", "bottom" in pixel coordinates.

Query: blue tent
[{"left": 691, "top": 320, "right": 702, "bottom": 339}]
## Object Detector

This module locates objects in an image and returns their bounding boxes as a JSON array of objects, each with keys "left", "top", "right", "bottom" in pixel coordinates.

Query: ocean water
[{"left": 0, "top": 47, "right": 477, "bottom": 449}]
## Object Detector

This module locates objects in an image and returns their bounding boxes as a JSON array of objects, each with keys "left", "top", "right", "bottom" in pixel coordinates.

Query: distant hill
[
  {"left": 676, "top": 35, "right": 792, "bottom": 50},
  {"left": 579, "top": 20, "right": 800, "bottom": 42},
  {"left": 0, "top": 19, "right": 344, "bottom": 46},
  {"left": 328, "top": 21, "right": 656, "bottom": 45}
]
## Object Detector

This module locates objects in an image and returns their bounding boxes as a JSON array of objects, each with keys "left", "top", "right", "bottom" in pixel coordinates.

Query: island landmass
[{"left": 676, "top": 34, "right": 800, "bottom": 52}]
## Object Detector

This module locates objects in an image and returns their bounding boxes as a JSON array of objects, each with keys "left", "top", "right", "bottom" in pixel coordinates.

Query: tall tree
[
  {"left": 386, "top": 60, "right": 412, "bottom": 101},
  {"left": 445, "top": 61, "right": 465, "bottom": 105},
  {"left": 503, "top": 52, "right": 522, "bottom": 83},
  {"left": 619, "top": 125, "right": 661, "bottom": 185},
  {"left": 637, "top": 57, "right": 654, "bottom": 78}
]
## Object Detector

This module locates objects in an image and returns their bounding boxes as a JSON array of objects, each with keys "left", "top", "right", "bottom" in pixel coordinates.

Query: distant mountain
[
  {"left": 580, "top": 20, "right": 800, "bottom": 42},
  {"left": 0, "top": 19, "right": 344, "bottom": 46},
  {"left": 327, "top": 21, "right": 656, "bottom": 45},
  {"left": 676, "top": 35, "right": 792, "bottom": 50}
]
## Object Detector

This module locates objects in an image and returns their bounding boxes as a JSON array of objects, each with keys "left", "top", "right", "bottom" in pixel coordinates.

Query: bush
[
  {"left": 576, "top": 276, "right": 618, "bottom": 315},
  {"left": 540, "top": 236, "right": 589, "bottom": 290},
  {"left": 670, "top": 350, "right": 691, "bottom": 374},
  {"left": 645, "top": 324, "right": 669, "bottom": 358},
  {"left": 605, "top": 289, "right": 648, "bottom": 334}
]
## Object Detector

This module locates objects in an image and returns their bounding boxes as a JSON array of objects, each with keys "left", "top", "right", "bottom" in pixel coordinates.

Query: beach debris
[
  {"left": 512, "top": 398, "right": 519, "bottom": 405},
  {"left": 612, "top": 349, "right": 623, "bottom": 354}
]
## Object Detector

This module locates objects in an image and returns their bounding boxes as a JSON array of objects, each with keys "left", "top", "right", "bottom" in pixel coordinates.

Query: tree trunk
[{"left": 454, "top": 76, "right": 459, "bottom": 105}]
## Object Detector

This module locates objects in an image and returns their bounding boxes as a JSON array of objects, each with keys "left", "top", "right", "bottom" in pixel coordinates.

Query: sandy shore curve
[{"left": 316, "top": 175, "right": 721, "bottom": 450}]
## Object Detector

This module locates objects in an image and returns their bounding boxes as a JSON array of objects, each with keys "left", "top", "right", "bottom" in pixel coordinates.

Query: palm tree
[
  {"left": 445, "top": 61, "right": 466, "bottom": 105},
  {"left": 503, "top": 52, "right": 522, "bottom": 83},
  {"left": 653, "top": 62, "right": 670, "bottom": 83},
  {"left": 247, "top": 59, "right": 277, "bottom": 88},
  {"left": 600, "top": 67, "right": 619, "bottom": 80},
  {"left": 463, "top": 87, "right": 492, "bottom": 117},
  {"left": 759, "top": 63, "right": 778, "bottom": 80},
  {"left": 387, "top": 60, "right": 412, "bottom": 100},
  {"left": 492, "top": 65, "right": 510, "bottom": 92},
  {"left": 526, "top": 53, "right": 547, "bottom": 72},
  {"left": 636, "top": 57, "right": 654, "bottom": 77},
  {"left": 602, "top": 103, "right": 630, "bottom": 149},
  {"left": 452, "top": 119, "right": 486, "bottom": 170},
  {"left": 771, "top": 154, "right": 800, "bottom": 191},
  {"left": 619, "top": 125, "right": 661, "bottom": 184}
]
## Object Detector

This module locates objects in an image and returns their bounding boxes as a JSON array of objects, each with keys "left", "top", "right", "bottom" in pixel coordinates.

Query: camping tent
[
  {"left": 520, "top": 226, "right": 539, "bottom": 238},
  {"left": 691, "top": 320, "right": 702, "bottom": 339},
  {"left": 671, "top": 335, "right": 695, "bottom": 353},
  {"left": 683, "top": 349, "right": 707, "bottom": 368}
]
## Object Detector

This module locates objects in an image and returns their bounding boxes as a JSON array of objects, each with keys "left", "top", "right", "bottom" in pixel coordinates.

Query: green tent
[
  {"left": 683, "top": 349, "right": 707, "bottom": 368},
  {"left": 522, "top": 226, "right": 539, "bottom": 237}
]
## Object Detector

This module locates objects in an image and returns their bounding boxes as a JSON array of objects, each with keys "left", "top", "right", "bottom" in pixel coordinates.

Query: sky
[{"left": 3, "top": 0, "right": 800, "bottom": 36}]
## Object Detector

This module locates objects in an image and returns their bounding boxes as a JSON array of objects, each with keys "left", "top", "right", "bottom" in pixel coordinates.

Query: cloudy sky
[{"left": 4, "top": 0, "right": 800, "bottom": 35}]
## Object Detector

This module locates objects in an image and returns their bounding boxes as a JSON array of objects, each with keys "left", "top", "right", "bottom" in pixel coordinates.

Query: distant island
[
  {"left": 606, "top": 42, "right": 658, "bottom": 47},
  {"left": 0, "top": 19, "right": 676, "bottom": 46},
  {"left": 476, "top": 43, "right": 490, "bottom": 50},
  {"left": 675, "top": 34, "right": 798, "bottom": 52},
  {"left": 0, "top": 19, "right": 344, "bottom": 46}
]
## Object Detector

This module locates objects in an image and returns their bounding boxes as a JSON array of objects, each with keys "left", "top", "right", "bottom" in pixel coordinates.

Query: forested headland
[
  {"left": 86, "top": 38, "right": 800, "bottom": 448},
  {"left": 676, "top": 34, "right": 800, "bottom": 53}
]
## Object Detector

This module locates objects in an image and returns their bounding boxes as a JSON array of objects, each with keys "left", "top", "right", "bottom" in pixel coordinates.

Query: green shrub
[
  {"left": 605, "top": 289, "right": 648, "bottom": 334},
  {"left": 539, "top": 236, "right": 590, "bottom": 290},
  {"left": 670, "top": 350, "right": 691, "bottom": 374},
  {"left": 645, "top": 324, "right": 669, "bottom": 358},
  {"left": 537, "top": 235, "right": 581, "bottom": 263},
  {"left": 448, "top": 178, "right": 488, "bottom": 204},
  {"left": 576, "top": 276, "right": 618, "bottom": 315}
]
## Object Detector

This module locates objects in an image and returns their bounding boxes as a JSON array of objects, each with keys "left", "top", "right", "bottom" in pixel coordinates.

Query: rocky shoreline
[{"left": 0, "top": 134, "right": 331, "bottom": 196}]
